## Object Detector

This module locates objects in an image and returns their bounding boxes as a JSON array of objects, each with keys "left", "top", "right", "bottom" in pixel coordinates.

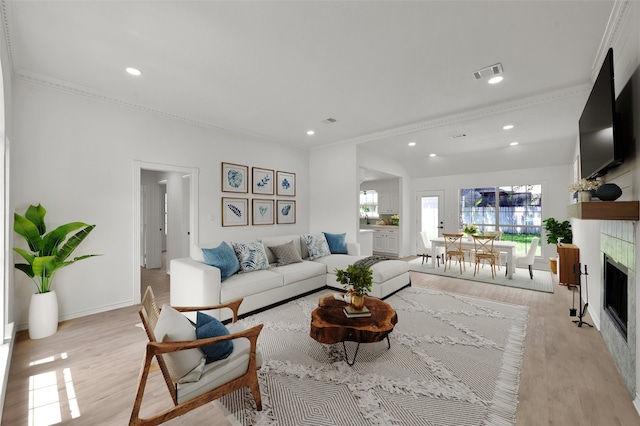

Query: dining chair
[
  {"left": 515, "top": 237, "right": 540, "bottom": 279},
  {"left": 443, "top": 233, "right": 466, "bottom": 274},
  {"left": 418, "top": 231, "right": 442, "bottom": 266},
  {"left": 483, "top": 231, "right": 503, "bottom": 270},
  {"left": 472, "top": 235, "right": 497, "bottom": 279}
]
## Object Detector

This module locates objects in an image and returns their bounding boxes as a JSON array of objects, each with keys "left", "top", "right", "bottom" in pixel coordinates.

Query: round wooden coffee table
[{"left": 310, "top": 294, "right": 398, "bottom": 365}]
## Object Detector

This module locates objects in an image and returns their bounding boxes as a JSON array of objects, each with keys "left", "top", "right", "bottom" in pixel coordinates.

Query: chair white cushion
[
  {"left": 155, "top": 305, "right": 205, "bottom": 383},
  {"left": 176, "top": 322, "right": 263, "bottom": 404}
]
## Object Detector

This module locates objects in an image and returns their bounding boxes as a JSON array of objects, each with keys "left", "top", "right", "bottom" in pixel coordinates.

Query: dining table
[{"left": 430, "top": 237, "right": 518, "bottom": 279}]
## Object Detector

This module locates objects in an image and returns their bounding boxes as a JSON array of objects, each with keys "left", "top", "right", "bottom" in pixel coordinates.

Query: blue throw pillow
[
  {"left": 202, "top": 242, "right": 240, "bottom": 281},
  {"left": 323, "top": 232, "right": 348, "bottom": 254},
  {"left": 195, "top": 311, "right": 234, "bottom": 362}
]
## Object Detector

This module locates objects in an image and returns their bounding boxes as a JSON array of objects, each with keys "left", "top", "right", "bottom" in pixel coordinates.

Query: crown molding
[
  {"left": 323, "top": 84, "right": 591, "bottom": 149},
  {"left": 15, "top": 70, "right": 277, "bottom": 142}
]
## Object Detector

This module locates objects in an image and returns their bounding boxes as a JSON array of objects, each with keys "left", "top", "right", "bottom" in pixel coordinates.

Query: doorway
[
  {"left": 416, "top": 190, "right": 444, "bottom": 254},
  {"left": 134, "top": 161, "right": 199, "bottom": 304}
]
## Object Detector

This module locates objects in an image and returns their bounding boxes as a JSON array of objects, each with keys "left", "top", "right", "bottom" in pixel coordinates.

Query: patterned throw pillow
[
  {"left": 302, "top": 234, "right": 332, "bottom": 260},
  {"left": 268, "top": 240, "right": 303, "bottom": 266},
  {"left": 323, "top": 232, "right": 348, "bottom": 254},
  {"left": 196, "top": 311, "right": 234, "bottom": 362},
  {"left": 231, "top": 240, "right": 270, "bottom": 273}
]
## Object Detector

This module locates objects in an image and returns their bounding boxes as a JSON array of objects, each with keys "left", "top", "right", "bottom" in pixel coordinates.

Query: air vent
[
  {"left": 322, "top": 118, "right": 337, "bottom": 124},
  {"left": 472, "top": 63, "right": 503, "bottom": 80}
]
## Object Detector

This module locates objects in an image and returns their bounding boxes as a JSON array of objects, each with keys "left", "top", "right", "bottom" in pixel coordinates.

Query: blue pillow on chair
[
  {"left": 323, "top": 232, "right": 348, "bottom": 254},
  {"left": 195, "top": 311, "right": 234, "bottom": 362},
  {"left": 202, "top": 242, "right": 241, "bottom": 281}
]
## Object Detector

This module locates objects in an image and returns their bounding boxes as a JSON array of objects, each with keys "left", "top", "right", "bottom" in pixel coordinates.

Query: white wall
[
  {"left": 10, "top": 79, "right": 310, "bottom": 328},
  {"left": 309, "top": 144, "right": 359, "bottom": 238},
  {"left": 412, "top": 165, "right": 571, "bottom": 266}
]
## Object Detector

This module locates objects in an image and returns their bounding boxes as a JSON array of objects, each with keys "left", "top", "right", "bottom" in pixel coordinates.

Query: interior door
[{"left": 416, "top": 190, "right": 445, "bottom": 254}]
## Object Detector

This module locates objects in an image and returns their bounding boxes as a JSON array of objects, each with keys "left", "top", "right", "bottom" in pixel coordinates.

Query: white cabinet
[
  {"left": 378, "top": 193, "right": 399, "bottom": 214},
  {"left": 372, "top": 228, "right": 399, "bottom": 255}
]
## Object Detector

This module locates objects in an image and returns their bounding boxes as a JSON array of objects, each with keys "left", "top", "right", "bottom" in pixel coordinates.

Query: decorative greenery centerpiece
[
  {"left": 463, "top": 223, "right": 478, "bottom": 236},
  {"left": 334, "top": 263, "right": 373, "bottom": 310},
  {"left": 542, "top": 217, "right": 572, "bottom": 245},
  {"left": 14, "top": 204, "right": 100, "bottom": 294},
  {"left": 390, "top": 214, "right": 399, "bottom": 225}
]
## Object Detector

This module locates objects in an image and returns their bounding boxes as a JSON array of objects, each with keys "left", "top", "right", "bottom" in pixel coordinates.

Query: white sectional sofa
[{"left": 170, "top": 234, "right": 410, "bottom": 321}]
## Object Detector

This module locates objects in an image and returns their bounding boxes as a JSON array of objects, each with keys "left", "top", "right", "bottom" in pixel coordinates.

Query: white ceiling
[{"left": 2, "top": 1, "right": 617, "bottom": 178}]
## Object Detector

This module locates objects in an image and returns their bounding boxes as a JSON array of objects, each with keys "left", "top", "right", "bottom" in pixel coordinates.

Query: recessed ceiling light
[
  {"left": 503, "top": 124, "right": 514, "bottom": 130},
  {"left": 510, "top": 142, "right": 519, "bottom": 146},
  {"left": 306, "top": 130, "right": 315, "bottom": 136},
  {"left": 488, "top": 76, "right": 504, "bottom": 84},
  {"left": 429, "top": 153, "right": 436, "bottom": 157},
  {"left": 126, "top": 67, "right": 142, "bottom": 76},
  {"left": 408, "top": 142, "right": 416, "bottom": 147}
]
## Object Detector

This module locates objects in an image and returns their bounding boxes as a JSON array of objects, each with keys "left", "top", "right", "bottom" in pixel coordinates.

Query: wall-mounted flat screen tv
[{"left": 579, "top": 48, "right": 624, "bottom": 180}]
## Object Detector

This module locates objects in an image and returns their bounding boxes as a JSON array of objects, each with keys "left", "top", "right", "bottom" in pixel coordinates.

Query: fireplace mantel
[{"left": 567, "top": 201, "right": 639, "bottom": 221}]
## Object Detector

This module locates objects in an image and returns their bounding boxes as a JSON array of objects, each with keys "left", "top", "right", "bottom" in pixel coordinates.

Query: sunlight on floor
[{"left": 27, "top": 353, "right": 80, "bottom": 426}]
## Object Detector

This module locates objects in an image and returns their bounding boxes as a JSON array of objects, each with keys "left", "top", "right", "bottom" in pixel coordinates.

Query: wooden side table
[
  {"left": 557, "top": 243, "right": 580, "bottom": 287},
  {"left": 310, "top": 294, "right": 397, "bottom": 365}
]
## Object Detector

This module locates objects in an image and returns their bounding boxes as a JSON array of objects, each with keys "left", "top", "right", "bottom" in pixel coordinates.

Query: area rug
[
  {"left": 408, "top": 258, "right": 554, "bottom": 294},
  {"left": 216, "top": 287, "right": 528, "bottom": 425}
]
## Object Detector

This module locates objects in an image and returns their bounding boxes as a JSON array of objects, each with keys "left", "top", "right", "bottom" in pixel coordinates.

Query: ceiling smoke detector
[
  {"left": 472, "top": 63, "right": 503, "bottom": 81},
  {"left": 322, "top": 118, "right": 337, "bottom": 124}
]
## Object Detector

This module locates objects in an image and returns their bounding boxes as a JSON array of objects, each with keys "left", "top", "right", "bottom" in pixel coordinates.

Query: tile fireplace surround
[{"left": 601, "top": 220, "right": 636, "bottom": 394}]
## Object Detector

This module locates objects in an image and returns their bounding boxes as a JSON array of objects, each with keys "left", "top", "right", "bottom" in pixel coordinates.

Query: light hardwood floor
[{"left": 2, "top": 260, "right": 640, "bottom": 425}]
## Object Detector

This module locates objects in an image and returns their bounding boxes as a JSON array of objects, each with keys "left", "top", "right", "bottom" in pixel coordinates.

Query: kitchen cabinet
[
  {"left": 378, "top": 193, "right": 399, "bottom": 214},
  {"left": 373, "top": 228, "right": 399, "bottom": 255}
]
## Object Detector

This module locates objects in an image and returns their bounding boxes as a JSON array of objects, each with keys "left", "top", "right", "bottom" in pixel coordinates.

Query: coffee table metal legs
[{"left": 341, "top": 335, "right": 391, "bottom": 366}]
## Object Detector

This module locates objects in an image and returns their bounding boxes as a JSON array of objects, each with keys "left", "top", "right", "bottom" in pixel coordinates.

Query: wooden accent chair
[
  {"left": 472, "top": 235, "right": 497, "bottom": 279},
  {"left": 130, "top": 287, "right": 264, "bottom": 426},
  {"left": 443, "top": 233, "right": 466, "bottom": 274}
]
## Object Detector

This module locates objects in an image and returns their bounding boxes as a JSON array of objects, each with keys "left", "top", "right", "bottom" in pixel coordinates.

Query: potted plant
[
  {"left": 334, "top": 263, "right": 373, "bottom": 310},
  {"left": 14, "top": 204, "right": 100, "bottom": 339},
  {"left": 542, "top": 217, "right": 572, "bottom": 245},
  {"left": 463, "top": 223, "right": 478, "bottom": 239}
]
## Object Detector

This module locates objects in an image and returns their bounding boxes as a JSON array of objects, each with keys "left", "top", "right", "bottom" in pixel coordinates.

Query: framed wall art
[
  {"left": 252, "top": 199, "right": 274, "bottom": 225},
  {"left": 222, "top": 197, "right": 249, "bottom": 226},
  {"left": 276, "top": 200, "right": 296, "bottom": 224},
  {"left": 221, "top": 162, "right": 248, "bottom": 193},
  {"left": 252, "top": 167, "right": 274, "bottom": 195},
  {"left": 276, "top": 171, "right": 296, "bottom": 196}
]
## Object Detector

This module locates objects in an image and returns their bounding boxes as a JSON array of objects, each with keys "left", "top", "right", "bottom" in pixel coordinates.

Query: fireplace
[{"left": 604, "top": 254, "right": 628, "bottom": 340}]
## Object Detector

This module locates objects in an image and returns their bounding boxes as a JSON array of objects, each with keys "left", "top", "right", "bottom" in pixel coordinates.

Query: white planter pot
[{"left": 28, "top": 291, "right": 58, "bottom": 339}]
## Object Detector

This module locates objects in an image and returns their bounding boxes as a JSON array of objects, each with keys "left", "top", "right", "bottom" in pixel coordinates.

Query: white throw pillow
[
  {"left": 231, "top": 240, "right": 270, "bottom": 272},
  {"left": 155, "top": 305, "right": 205, "bottom": 383}
]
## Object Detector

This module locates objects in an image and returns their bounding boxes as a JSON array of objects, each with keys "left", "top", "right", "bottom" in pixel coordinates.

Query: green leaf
[
  {"left": 33, "top": 256, "right": 59, "bottom": 278},
  {"left": 25, "top": 204, "right": 47, "bottom": 236},
  {"left": 14, "top": 213, "right": 43, "bottom": 253},
  {"left": 14, "top": 263, "right": 34, "bottom": 278},
  {"left": 42, "top": 222, "right": 89, "bottom": 256},
  {"left": 55, "top": 225, "right": 96, "bottom": 262}
]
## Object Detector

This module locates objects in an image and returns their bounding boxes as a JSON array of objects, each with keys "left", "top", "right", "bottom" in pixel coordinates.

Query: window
[
  {"left": 460, "top": 185, "right": 541, "bottom": 256},
  {"left": 359, "top": 190, "right": 379, "bottom": 219}
]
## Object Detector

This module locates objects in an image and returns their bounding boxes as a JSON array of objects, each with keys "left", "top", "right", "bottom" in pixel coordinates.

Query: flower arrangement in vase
[
  {"left": 568, "top": 178, "right": 602, "bottom": 202},
  {"left": 463, "top": 223, "right": 478, "bottom": 237}
]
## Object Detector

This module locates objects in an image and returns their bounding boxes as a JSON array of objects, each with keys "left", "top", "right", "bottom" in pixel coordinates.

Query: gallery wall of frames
[{"left": 221, "top": 162, "right": 296, "bottom": 227}]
